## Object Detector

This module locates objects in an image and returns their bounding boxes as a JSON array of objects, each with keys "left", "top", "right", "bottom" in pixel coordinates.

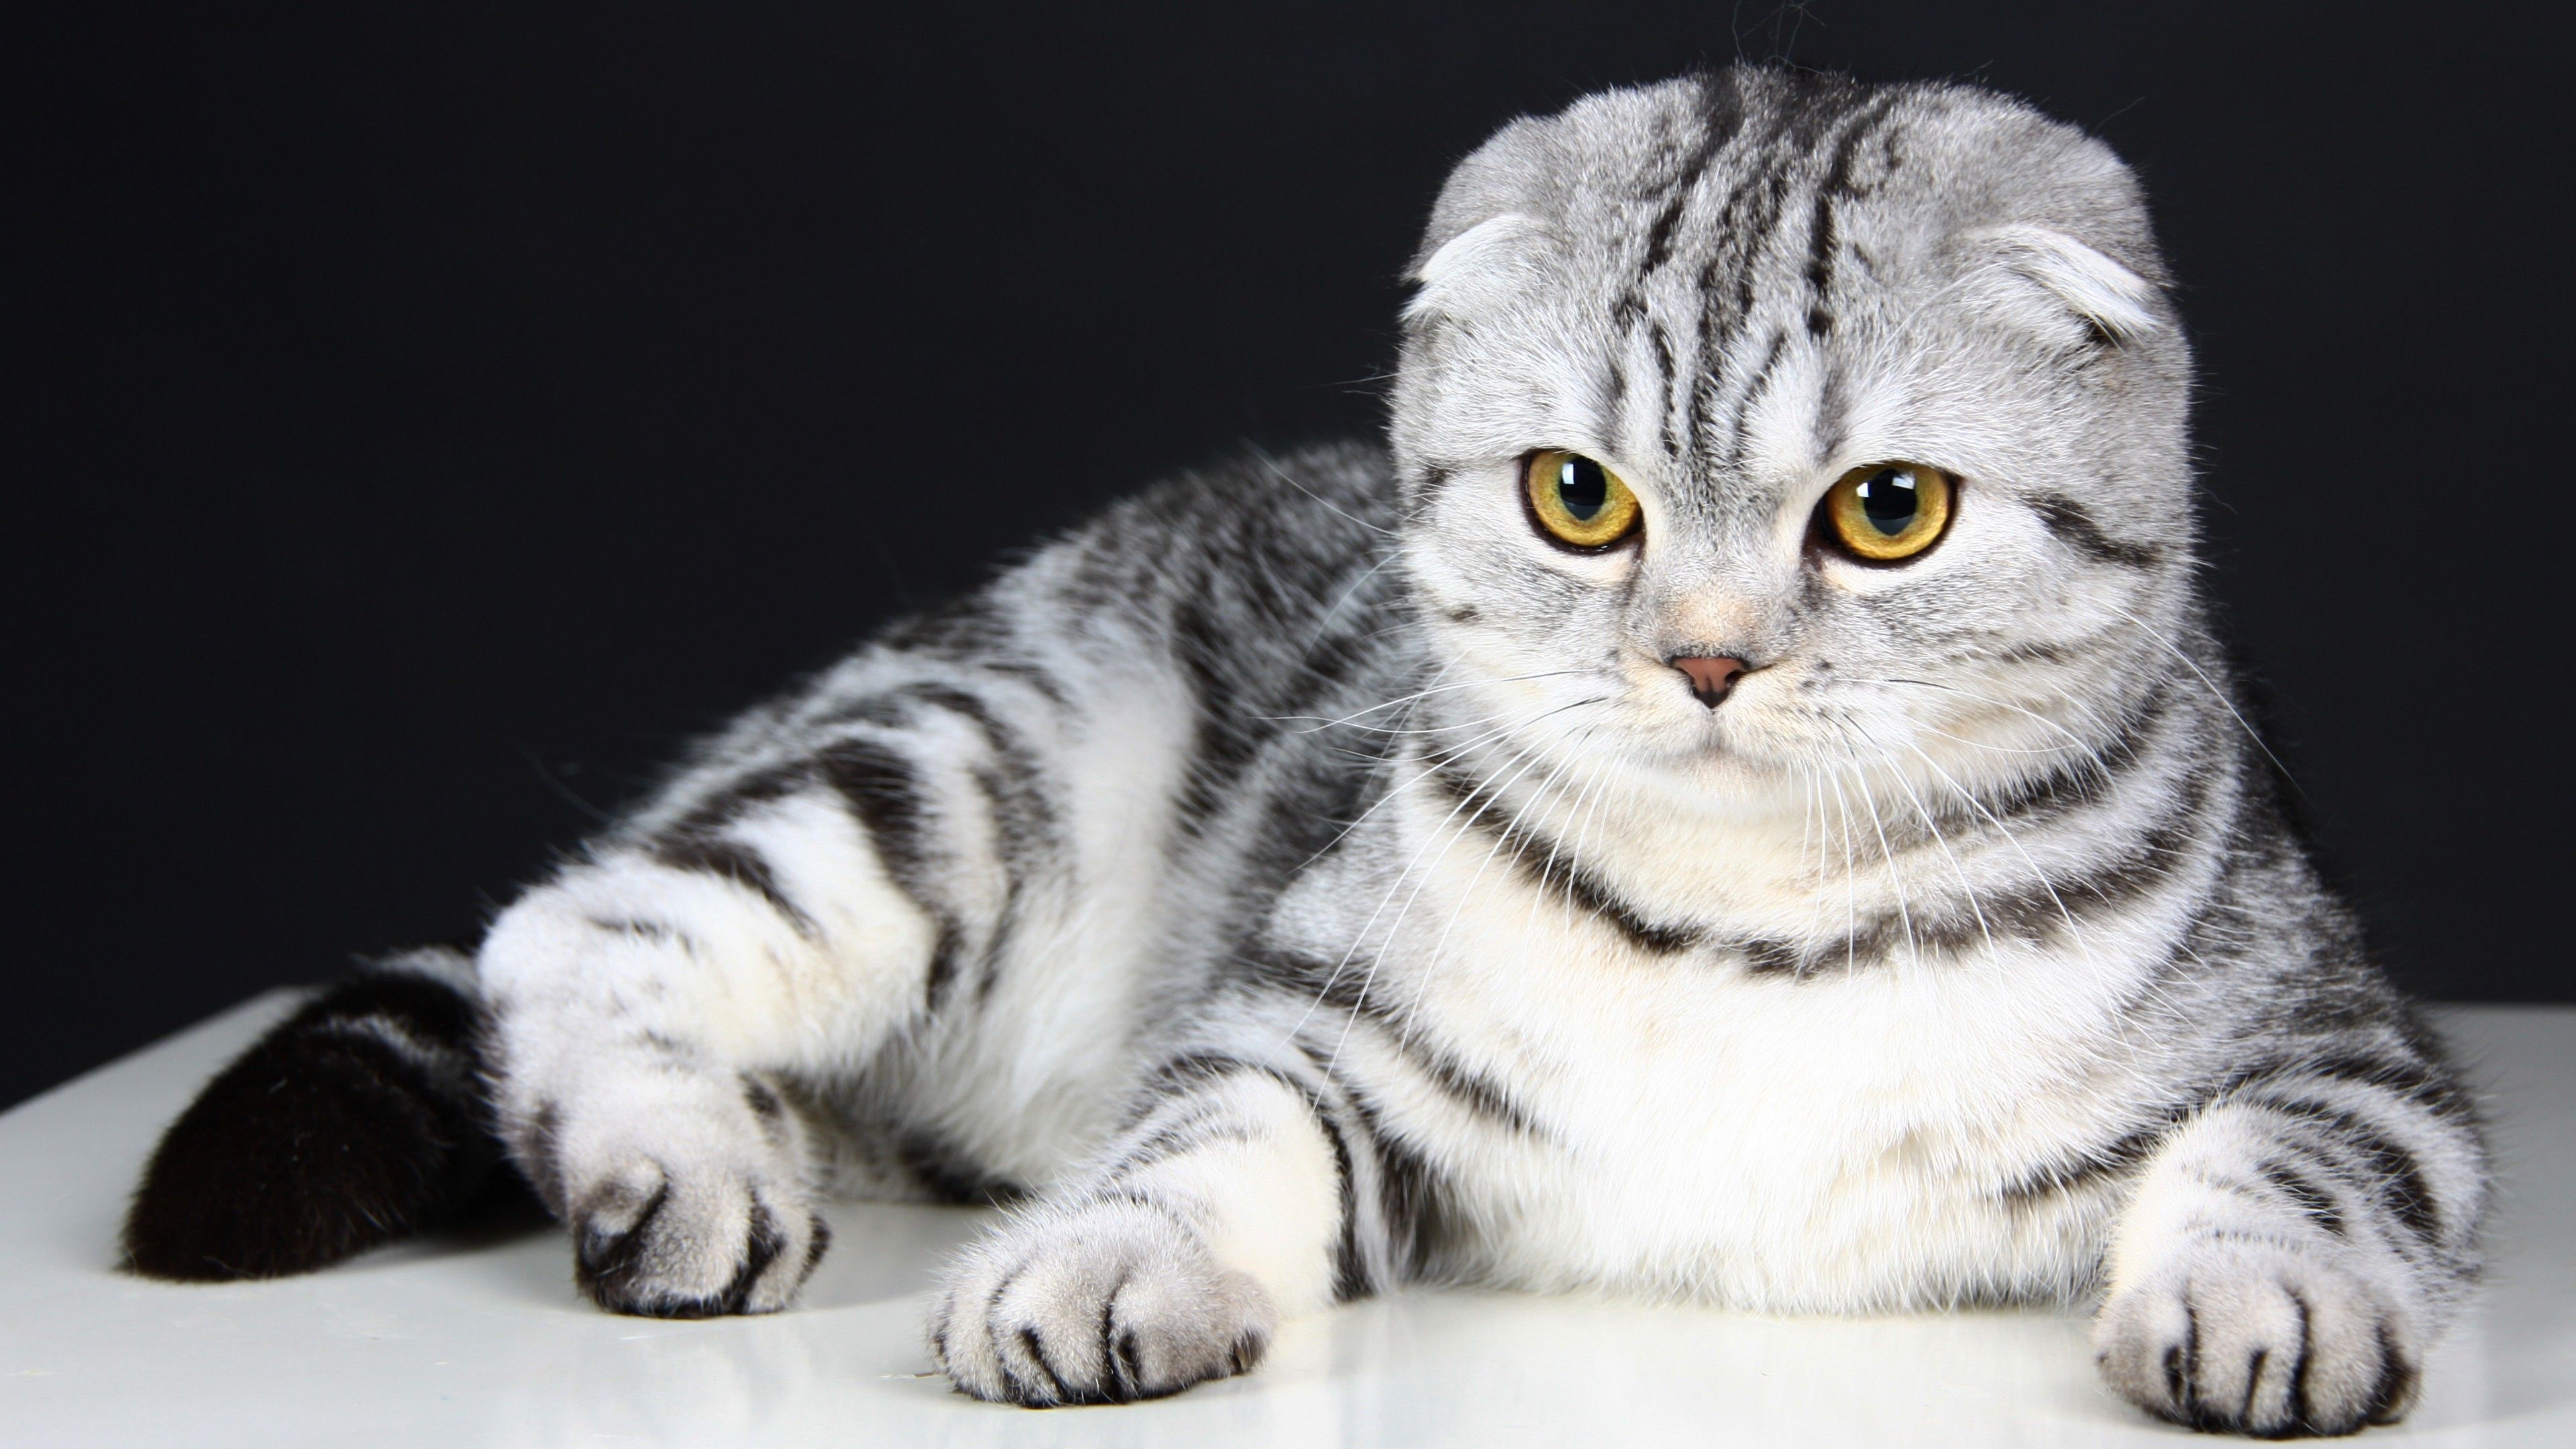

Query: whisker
[
  {"left": 1284, "top": 689, "right": 1598, "bottom": 874},
  {"left": 1398, "top": 721, "right": 1604, "bottom": 1041},
  {"left": 1285, "top": 695, "right": 1611, "bottom": 1046},
  {"left": 1837, "top": 710, "right": 1996, "bottom": 959},
  {"left": 1826, "top": 767, "right": 1861, "bottom": 974},
  {"left": 1894, "top": 737, "right": 2103, "bottom": 972},
  {"left": 1245, "top": 443, "right": 1402, "bottom": 539},
  {"left": 1326, "top": 720, "right": 1593, "bottom": 1069},
  {"left": 2098, "top": 600, "right": 2298, "bottom": 791},
  {"left": 1838, "top": 735, "right": 1923, "bottom": 971},
  {"left": 1261, "top": 669, "right": 1590, "bottom": 731},
  {"left": 1517, "top": 747, "right": 1613, "bottom": 941},
  {"left": 1560, "top": 723, "right": 1628, "bottom": 931},
  {"left": 1844, "top": 675, "right": 2114, "bottom": 764}
]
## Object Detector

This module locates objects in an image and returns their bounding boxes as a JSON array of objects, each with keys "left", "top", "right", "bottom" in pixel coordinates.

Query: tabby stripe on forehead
[
  {"left": 1633, "top": 68, "right": 1750, "bottom": 285},
  {"left": 1698, "top": 165, "right": 1794, "bottom": 352},
  {"left": 1684, "top": 170, "right": 1796, "bottom": 461},
  {"left": 1804, "top": 92, "right": 1904, "bottom": 339},
  {"left": 1598, "top": 359, "right": 1627, "bottom": 450},
  {"left": 1718, "top": 327, "right": 1789, "bottom": 470},
  {"left": 1648, "top": 321, "right": 1681, "bottom": 459}
]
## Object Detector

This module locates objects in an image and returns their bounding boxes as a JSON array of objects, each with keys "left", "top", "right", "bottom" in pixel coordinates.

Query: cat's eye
[
  {"left": 1524, "top": 451, "right": 1642, "bottom": 549},
  {"left": 1820, "top": 463, "right": 1954, "bottom": 562}
]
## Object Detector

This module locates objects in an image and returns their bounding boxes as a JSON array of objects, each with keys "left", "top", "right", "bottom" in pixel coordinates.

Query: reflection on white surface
[{"left": 2, "top": 996, "right": 2568, "bottom": 1446}]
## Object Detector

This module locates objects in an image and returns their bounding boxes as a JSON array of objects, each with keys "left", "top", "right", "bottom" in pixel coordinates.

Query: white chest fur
[
  {"left": 1311, "top": 782, "right": 2155, "bottom": 1312},
  {"left": 1452, "top": 947, "right": 2114, "bottom": 1307}
]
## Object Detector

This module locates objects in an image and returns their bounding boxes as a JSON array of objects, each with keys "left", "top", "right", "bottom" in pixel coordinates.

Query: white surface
[{"left": 2, "top": 998, "right": 2568, "bottom": 1447}]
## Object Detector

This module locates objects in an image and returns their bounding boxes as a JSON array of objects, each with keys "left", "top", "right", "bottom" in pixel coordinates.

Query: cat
[{"left": 125, "top": 64, "right": 2485, "bottom": 1438}]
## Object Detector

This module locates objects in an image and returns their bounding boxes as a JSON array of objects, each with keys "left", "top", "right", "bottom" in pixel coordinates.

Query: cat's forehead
[
  {"left": 1502, "top": 71, "right": 2094, "bottom": 290},
  {"left": 1397, "top": 67, "right": 2176, "bottom": 525}
]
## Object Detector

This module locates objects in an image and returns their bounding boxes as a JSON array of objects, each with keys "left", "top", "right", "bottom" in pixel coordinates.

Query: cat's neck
[{"left": 1409, "top": 731, "right": 1827, "bottom": 927}]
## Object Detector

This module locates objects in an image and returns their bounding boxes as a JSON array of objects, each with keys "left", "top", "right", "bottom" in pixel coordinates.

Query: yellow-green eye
[
  {"left": 1524, "top": 450, "right": 1641, "bottom": 549},
  {"left": 1821, "top": 463, "right": 1954, "bottom": 561}
]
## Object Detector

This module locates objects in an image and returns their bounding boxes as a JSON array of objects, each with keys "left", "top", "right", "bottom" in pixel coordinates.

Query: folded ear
[
  {"left": 1970, "top": 223, "right": 2167, "bottom": 348},
  {"left": 1401, "top": 107, "right": 1570, "bottom": 327},
  {"left": 1402, "top": 211, "right": 1556, "bottom": 323}
]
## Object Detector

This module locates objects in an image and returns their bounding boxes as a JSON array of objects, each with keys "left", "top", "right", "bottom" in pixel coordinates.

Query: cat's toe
[
  {"left": 574, "top": 1165, "right": 824, "bottom": 1315},
  {"left": 566, "top": 1155, "right": 824, "bottom": 1316},
  {"left": 928, "top": 1199, "right": 1275, "bottom": 1407},
  {"left": 2094, "top": 1246, "right": 2420, "bottom": 1438},
  {"left": 524, "top": 1069, "right": 828, "bottom": 1317}
]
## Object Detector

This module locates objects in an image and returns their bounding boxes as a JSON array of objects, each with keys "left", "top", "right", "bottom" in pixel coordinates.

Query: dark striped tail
[{"left": 122, "top": 948, "right": 523, "bottom": 1281}]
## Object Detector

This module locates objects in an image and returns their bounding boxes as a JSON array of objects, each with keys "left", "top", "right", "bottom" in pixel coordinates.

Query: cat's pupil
[
  {"left": 1859, "top": 469, "right": 1918, "bottom": 534},
  {"left": 1557, "top": 458, "right": 1608, "bottom": 521}
]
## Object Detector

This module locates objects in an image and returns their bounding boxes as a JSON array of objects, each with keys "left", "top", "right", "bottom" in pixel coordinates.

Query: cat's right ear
[
  {"left": 1403, "top": 213, "right": 1554, "bottom": 325},
  {"left": 1405, "top": 117, "right": 1562, "bottom": 325}
]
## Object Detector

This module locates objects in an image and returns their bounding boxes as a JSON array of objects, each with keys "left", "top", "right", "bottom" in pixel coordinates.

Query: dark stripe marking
[
  {"left": 810, "top": 733, "right": 968, "bottom": 1007},
  {"left": 2257, "top": 1157, "right": 2348, "bottom": 1237},
  {"left": 1420, "top": 757, "right": 1702, "bottom": 955},
  {"left": 1242, "top": 948, "right": 1546, "bottom": 1138},
  {"left": 2247, "top": 1097, "right": 2445, "bottom": 1246},
  {"left": 2031, "top": 494, "right": 2161, "bottom": 569},
  {"left": 647, "top": 834, "right": 811, "bottom": 934}
]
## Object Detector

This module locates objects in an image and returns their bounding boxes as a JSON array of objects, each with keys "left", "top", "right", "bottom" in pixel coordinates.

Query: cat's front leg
[
  {"left": 928, "top": 1053, "right": 1374, "bottom": 1405},
  {"left": 480, "top": 782, "right": 951, "bottom": 1316},
  {"left": 2090, "top": 1058, "right": 2484, "bottom": 1437}
]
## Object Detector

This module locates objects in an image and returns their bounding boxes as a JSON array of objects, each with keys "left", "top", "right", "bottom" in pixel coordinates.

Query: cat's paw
[
  {"left": 545, "top": 1075, "right": 828, "bottom": 1317},
  {"left": 2093, "top": 1242, "right": 2420, "bottom": 1438},
  {"left": 926, "top": 1197, "right": 1276, "bottom": 1406}
]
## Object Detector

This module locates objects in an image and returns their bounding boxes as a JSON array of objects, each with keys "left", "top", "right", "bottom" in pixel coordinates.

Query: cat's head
[{"left": 1388, "top": 65, "right": 2196, "bottom": 804}]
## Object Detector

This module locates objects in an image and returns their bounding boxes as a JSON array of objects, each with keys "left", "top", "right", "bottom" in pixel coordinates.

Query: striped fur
[{"left": 134, "top": 67, "right": 2483, "bottom": 1436}]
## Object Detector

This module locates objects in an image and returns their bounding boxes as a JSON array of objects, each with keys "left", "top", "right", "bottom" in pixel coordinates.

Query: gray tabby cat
[{"left": 125, "top": 66, "right": 2485, "bottom": 1438}]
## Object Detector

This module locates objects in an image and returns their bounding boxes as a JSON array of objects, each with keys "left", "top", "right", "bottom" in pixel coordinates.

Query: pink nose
[{"left": 1671, "top": 655, "right": 1750, "bottom": 707}]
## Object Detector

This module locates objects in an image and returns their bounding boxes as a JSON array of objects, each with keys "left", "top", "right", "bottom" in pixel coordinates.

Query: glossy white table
[{"left": 4, "top": 997, "right": 2569, "bottom": 1446}]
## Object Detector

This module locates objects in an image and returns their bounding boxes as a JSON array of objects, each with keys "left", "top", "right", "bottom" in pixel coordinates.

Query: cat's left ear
[{"left": 1968, "top": 223, "right": 2169, "bottom": 349}]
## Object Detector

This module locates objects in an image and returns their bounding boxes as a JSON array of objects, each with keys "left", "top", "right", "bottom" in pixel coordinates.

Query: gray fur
[{"left": 157, "top": 65, "right": 2488, "bottom": 1437}]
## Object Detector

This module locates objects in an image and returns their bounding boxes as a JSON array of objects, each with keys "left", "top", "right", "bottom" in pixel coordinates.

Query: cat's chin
[{"left": 1638, "top": 735, "right": 1809, "bottom": 797}]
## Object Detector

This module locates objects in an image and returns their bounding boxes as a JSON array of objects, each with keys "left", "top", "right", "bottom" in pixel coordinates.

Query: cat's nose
[{"left": 1670, "top": 655, "right": 1751, "bottom": 708}]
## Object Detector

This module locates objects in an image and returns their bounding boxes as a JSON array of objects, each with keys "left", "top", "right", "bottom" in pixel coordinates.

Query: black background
[{"left": 9, "top": 2, "right": 2567, "bottom": 1110}]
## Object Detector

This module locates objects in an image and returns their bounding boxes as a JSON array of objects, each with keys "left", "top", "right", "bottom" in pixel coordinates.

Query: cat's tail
[{"left": 121, "top": 946, "right": 523, "bottom": 1281}]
